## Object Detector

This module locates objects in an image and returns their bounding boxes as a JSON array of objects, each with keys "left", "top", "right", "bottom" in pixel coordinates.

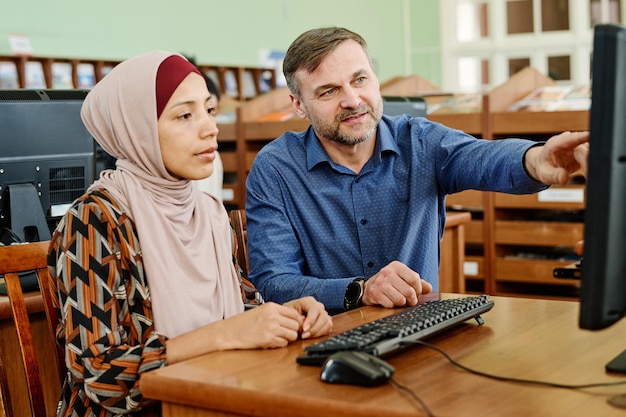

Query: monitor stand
[
  {"left": 606, "top": 348, "right": 626, "bottom": 373},
  {"left": 607, "top": 350, "right": 626, "bottom": 409},
  {"left": 6, "top": 183, "right": 51, "bottom": 242},
  {"left": 0, "top": 183, "right": 50, "bottom": 295}
]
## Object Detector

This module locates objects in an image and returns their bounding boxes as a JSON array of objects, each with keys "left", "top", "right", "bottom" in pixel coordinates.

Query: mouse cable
[
  {"left": 403, "top": 340, "right": 626, "bottom": 390},
  {"left": 389, "top": 377, "right": 435, "bottom": 417}
]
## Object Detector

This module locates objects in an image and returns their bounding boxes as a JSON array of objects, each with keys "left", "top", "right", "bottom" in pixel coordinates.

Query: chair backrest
[
  {"left": 0, "top": 241, "right": 64, "bottom": 417},
  {"left": 228, "top": 209, "right": 249, "bottom": 276}
]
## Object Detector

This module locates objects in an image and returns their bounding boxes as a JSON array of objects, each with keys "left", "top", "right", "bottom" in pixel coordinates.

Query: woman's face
[{"left": 157, "top": 72, "right": 219, "bottom": 180}]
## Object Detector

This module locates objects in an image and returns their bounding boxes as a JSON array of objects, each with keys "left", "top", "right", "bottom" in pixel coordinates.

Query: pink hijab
[{"left": 81, "top": 50, "right": 243, "bottom": 338}]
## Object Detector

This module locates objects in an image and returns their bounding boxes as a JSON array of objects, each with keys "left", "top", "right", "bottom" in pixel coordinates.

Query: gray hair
[{"left": 283, "top": 27, "right": 371, "bottom": 98}]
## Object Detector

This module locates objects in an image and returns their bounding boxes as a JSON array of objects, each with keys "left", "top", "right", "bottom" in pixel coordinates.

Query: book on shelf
[
  {"left": 52, "top": 62, "right": 73, "bottom": 89},
  {"left": 77, "top": 63, "right": 96, "bottom": 89},
  {"left": 0, "top": 62, "right": 18, "bottom": 88}
]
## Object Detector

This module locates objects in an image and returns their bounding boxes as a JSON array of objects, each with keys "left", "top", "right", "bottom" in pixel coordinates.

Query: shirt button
[
  {"left": 360, "top": 219, "right": 367, "bottom": 225},
  {"left": 367, "top": 261, "right": 374, "bottom": 268}
]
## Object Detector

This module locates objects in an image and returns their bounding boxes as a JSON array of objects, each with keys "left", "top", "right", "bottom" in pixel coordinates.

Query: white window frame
[{"left": 439, "top": 0, "right": 622, "bottom": 93}]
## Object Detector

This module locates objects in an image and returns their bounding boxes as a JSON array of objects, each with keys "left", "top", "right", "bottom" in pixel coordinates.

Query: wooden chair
[
  {"left": 227, "top": 209, "right": 264, "bottom": 307},
  {"left": 228, "top": 209, "right": 249, "bottom": 276},
  {"left": 0, "top": 241, "right": 64, "bottom": 417}
]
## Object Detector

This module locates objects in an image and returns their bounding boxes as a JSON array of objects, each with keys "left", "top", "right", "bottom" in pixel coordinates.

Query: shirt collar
[{"left": 304, "top": 116, "right": 400, "bottom": 172}]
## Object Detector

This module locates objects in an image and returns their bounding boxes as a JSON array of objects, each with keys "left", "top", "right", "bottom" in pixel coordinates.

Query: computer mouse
[{"left": 320, "top": 351, "right": 395, "bottom": 387}]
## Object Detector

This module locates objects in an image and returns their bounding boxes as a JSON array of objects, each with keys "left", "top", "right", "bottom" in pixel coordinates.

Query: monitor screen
[
  {"left": 579, "top": 23, "right": 626, "bottom": 367},
  {"left": 382, "top": 96, "right": 427, "bottom": 118},
  {"left": 0, "top": 89, "right": 96, "bottom": 243}
]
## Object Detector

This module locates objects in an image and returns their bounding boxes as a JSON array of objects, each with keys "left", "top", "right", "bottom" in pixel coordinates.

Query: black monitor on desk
[
  {"left": 578, "top": 24, "right": 626, "bottom": 371},
  {"left": 382, "top": 96, "right": 427, "bottom": 118},
  {"left": 0, "top": 89, "right": 96, "bottom": 243}
]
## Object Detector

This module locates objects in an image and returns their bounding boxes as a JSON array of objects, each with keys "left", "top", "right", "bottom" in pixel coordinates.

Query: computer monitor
[
  {"left": 578, "top": 24, "right": 626, "bottom": 369},
  {"left": 382, "top": 96, "right": 427, "bottom": 118},
  {"left": 0, "top": 89, "right": 96, "bottom": 243}
]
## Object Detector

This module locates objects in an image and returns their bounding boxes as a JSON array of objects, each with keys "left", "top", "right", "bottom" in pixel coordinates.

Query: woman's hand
[
  {"left": 217, "top": 298, "right": 331, "bottom": 349},
  {"left": 167, "top": 298, "right": 332, "bottom": 364},
  {"left": 284, "top": 296, "right": 333, "bottom": 339}
]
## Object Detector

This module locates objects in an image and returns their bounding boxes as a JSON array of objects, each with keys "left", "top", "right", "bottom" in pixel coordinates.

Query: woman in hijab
[{"left": 47, "top": 51, "right": 332, "bottom": 417}]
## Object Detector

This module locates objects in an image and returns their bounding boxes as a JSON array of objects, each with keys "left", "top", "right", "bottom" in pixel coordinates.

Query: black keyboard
[{"left": 297, "top": 295, "right": 494, "bottom": 366}]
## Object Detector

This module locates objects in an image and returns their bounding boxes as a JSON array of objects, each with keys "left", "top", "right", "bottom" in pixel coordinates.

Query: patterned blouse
[{"left": 48, "top": 189, "right": 260, "bottom": 417}]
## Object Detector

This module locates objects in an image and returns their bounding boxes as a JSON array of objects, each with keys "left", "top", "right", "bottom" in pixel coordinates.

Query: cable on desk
[
  {"left": 405, "top": 340, "right": 626, "bottom": 390},
  {"left": 387, "top": 339, "right": 626, "bottom": 417},
  {"left": 390, "top": 377, "right": 435, "bottom": 417}
]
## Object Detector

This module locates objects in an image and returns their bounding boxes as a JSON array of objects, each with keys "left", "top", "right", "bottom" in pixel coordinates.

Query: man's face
[{"left": 290, "top": 40, "right": 383, "bottom": 146}]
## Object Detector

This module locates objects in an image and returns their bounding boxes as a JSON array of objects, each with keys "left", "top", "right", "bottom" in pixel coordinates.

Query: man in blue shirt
[{"left": 245, "top": 27, "right": 589, "bottom": 315}]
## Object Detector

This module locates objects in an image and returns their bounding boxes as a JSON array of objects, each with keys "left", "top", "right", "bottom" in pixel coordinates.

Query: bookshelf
[
  {"left": 0, "top": 55, "right": 118, "bottom": 89},
  {"left": 216, "top": 119, "right": 239, "bottom": 209},
  {"left": 484, "top": 67, "right": 588, "bottom": 299},
  {"left": 0, "top": 55, "right": 276, "bottom": 102},
  {"left": 196, "top": 64, "right": 277, "bottom": 102}
]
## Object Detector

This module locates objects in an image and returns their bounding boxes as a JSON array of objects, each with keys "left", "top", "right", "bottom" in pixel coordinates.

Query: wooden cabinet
[
  {"left": 216, "top": 121, "right": 240, "bottom": 209},
  {"left": 492, "top": 189, "right": 584, "bottom": 293},
  {"left": 483, "top": 67, "right": 587, "bottom": 299},
  {"left": 446, "top": 190, "right": 487, "bottom": 292}
]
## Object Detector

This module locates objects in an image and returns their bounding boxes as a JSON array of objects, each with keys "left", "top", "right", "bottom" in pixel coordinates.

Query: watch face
[
  {"left": 344, "top": 279, "right": 364, "bottom": 309},
  {"left": 346, "top": 281, "right": 362, "bottom": 301}
]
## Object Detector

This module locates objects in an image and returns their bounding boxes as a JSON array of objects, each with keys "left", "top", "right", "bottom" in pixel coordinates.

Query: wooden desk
[
  {"left": 142, "top": 294, "right": 626, "bottom": 417},
  {"left": 441, "top": 211, "right": 471, "bottom": 293}
]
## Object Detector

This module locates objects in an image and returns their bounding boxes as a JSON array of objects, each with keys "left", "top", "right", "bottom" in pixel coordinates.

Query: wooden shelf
[
  {"left": 197, "top": 64, "right": 277, "bottom": 102},
  {"left": 493, "top": 186, "right": 585, "bottom": 210},
  {"left": 495, "top": 258, "right": 580, "bottom": 286},
  {"left": 0, "top": 55, "right": 118, "bottom": 89},
  {"left": 216, "top": 120, "right": 238, "bottom": 207},
  {"left": 491, "top": 110, "right": 589, "bottom": 135},
  {"left": 483, "top": 67, "right": 588, "bottom": 299},
  {"left": 0, "top": 54, "right": 276, "bottom": 102}
]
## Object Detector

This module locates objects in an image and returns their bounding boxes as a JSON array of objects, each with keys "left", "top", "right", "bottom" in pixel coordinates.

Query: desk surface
[{"left": 142, "top": 294, "right": 626, "bottom": 417}]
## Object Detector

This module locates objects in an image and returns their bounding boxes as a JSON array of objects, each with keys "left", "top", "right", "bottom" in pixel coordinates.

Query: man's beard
[{"left": 311, "top": 102, "right": 382, "bottom": 146}]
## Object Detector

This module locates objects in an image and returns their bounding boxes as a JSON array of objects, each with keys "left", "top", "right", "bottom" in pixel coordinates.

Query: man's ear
[{"left": 290, "top": 93, "right": 307, "bottom": 119}]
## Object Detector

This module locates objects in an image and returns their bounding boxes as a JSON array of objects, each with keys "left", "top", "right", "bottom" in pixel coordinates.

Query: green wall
[{"left": 1, "top": 0, "right": 441, "bottom": 86}]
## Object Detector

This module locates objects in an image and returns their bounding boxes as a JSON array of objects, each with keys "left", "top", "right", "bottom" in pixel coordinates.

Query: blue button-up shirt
[{"left": 246, "top": 115, "right": 546, "bottom": 313}]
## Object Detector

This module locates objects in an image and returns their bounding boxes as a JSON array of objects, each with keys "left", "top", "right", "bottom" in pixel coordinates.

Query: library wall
[{"left": 0, "top": 0, "right": 442, "bottom": 87}]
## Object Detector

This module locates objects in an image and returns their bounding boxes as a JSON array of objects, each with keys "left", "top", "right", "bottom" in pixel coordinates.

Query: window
[
  {"left": 439, "top": 0, "right": 619, "bottom": 92},
  {"left": 507, "top": 0, "right": 534, "bottom": 34},
  {"left": 457, "top": 1, "right": 489, "bottom": 42}
]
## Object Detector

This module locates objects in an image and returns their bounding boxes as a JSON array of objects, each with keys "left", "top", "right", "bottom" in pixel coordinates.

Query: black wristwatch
[{"left": 343, "top": 277, "right": 366, "bottom": 310}]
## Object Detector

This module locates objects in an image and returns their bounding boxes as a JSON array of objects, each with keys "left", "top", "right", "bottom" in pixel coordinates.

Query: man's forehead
[{"left": 297, "top": 44, "right": 372, "bottom": 89}]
